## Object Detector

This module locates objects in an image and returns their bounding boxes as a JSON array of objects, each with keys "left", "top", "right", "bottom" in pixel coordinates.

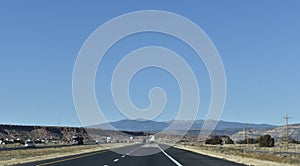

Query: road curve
[{"left": 19, "top": 144, "right": 245, "bottom": 166}]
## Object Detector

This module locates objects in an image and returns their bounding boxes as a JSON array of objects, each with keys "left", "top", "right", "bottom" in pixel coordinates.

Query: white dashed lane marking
[{"left": 158, "top": 146, "right": 183, "bottom": 166}]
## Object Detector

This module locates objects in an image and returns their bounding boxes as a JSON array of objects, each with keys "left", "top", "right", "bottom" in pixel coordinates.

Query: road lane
[
  {"left": 19, "top": 144, "right": 141, "bottom": 166},
  {"left": 19, "top": 144, "right": 245, "bottom": 166},
  {"left": 114, "top": 144, "right": 180, "bottom": 166},
  {"left": 162, "top": 144, "right": 244, "bottom": 166}
]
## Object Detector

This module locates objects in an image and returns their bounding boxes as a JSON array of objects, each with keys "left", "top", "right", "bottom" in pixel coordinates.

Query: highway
[{"left": 20, "top": 144, "right": 245, "bottom": 166}]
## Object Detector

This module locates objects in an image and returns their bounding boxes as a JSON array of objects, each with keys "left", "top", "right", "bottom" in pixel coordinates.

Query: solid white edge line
[{"left": 158, "top": 146, "right": 183, "bottom": 166}]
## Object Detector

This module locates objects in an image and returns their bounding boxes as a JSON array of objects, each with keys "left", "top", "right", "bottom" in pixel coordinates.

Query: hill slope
[{"left": 231, "top": 123, "right": 300, "bottom": 141}]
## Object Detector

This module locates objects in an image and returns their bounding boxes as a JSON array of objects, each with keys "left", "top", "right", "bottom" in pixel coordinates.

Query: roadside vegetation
[
  {"left": 258, "top": 134, "right": 275, "bottom": 147},
  {"left": 175, "top": 135, "right": 300, "bottom": 166}
]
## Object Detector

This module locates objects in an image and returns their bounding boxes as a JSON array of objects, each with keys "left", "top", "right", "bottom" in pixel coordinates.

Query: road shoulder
[{"left": 174, "top": 144, "right": 294, "bottom": 166}]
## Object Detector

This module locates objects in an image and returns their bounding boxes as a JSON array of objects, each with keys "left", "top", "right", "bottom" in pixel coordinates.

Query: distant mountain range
[
  {"left": 1, "top": 121, "right": 298, "bottom": 143},
  {"left": 93, "top": 119, "right": 277, "bottom": 132}
]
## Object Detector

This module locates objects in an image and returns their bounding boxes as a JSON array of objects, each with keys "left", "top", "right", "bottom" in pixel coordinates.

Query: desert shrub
[
  {"left": 34, "top": 139, "right": 43, "bottom": 144},
  {"left": 236, "top": 139, "right": 245, "bottom": 144},
  {"left": 225, "top": 138, "right": 234, "bottom": 144},
  {"left": 258, "top": 134, "right": 275, "bottom": 147},
  {"left": 205, "top": 137, "right": 223, "bottom": 145},
  {"left": 14, "top": 139, "right": 24, "bottom": 144},
  {"left": 3, "top": 139, "right": 14, "bottom": 144},
  {"left": 290, "top": 139, "right": 300, "bottom": 144},
  {"left": 237, "top": 138, "right": 258, "bottom": 144},
  {"left": 248, "top": 138, "right": 258, "bottom": 144}
]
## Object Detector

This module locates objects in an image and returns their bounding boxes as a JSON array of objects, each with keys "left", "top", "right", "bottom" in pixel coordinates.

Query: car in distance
[
  {"left": 72, "top": 133, "right": 83, "bottom": 145},
  {"left": 24, "top": 140, "right": 36, "bottom": 148}
]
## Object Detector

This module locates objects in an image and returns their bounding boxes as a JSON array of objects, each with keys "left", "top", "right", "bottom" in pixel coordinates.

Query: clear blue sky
[{"left": 0, "top": 1, "right": 299, "bottom": 126}]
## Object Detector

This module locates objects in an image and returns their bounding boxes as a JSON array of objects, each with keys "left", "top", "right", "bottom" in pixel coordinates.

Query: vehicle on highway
[
  {"left": 72, "top": 133, "right": 83, "bottom": 145},
  {"left": 149, "top": 135, "right": 155, "bottom": 143},
  {"left": 24, "top": 140, "right": 36, "bottom": 148}
]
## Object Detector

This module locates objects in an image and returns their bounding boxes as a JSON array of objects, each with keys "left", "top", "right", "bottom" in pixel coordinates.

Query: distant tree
[
  {"left": 205, "top": 136, "right": 223, "bottom": 145},
  {"left": 14, "top": 138, "right": 23, "bottom": 144},
  {"left": 258, "top": 134, "right": 275, "bottom": 147},
  {"left": 34, "top": 139, "right": 43, "bottom": 144},
  {"left": 290, "top": 139, "right": 300, "bottom": 144},
  {"left": 248, "top": 138, "right": 258, "bottom": 144},
  {"left": 237, "top": 138, "right": 258, "bottom": 144},
  {"left": 225, "top": 138, "right": 234, "bottom": 144},
  {"left": 244, "top": 138, "right": 258, "bottom": 144}
]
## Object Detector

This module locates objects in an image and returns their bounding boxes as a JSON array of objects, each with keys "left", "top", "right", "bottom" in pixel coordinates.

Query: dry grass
[
  {"left": 175, "top": 143, "right": 300, "bottom": 166},
  {"left": 0, "top": 143, "right": 131, "bottom": 166}
]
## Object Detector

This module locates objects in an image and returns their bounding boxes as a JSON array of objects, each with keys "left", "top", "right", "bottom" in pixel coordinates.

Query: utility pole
[
  {"left": 284, "top": 114, "right": 291, "bottom": 151},
  {"left": 244, "top": 122, "right": 249, "bottom": 144}
]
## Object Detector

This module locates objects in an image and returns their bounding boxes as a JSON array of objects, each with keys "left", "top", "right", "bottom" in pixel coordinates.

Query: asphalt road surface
[{"left": 19, "top": 144, "right": 245, "bottom": 166}]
